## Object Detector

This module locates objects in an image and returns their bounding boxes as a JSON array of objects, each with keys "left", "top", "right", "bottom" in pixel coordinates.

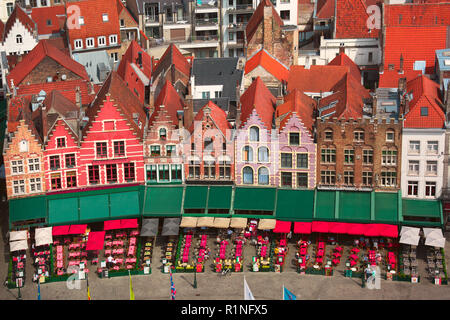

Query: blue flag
[
  {"left": 37, "top": 281, "right": 41, "bottom": 300},
  {"left": 283, "top": 286, "right": 296, "bottom": 300}
]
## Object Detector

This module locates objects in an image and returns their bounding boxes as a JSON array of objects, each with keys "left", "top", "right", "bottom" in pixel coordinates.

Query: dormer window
[
  {"left": 102, "top": 13, "right": 109, "bottom": 22},
  {"left": 74, "top": 39, "right": 83, "bottom": 49},
  {"left": 98, "top": 36, "right": 106, "bottom": 46},
  {"left": 86, "top": 37, "right": 94, "bottom": 48},
  {"left": 109, "top": 34, "right": 118, "bottom": 45},
  {"left": 79, "top": 16, "right": 85, "bottom": 25},
  {"left": 421, "top": 107, "right": 428, "bottom": 116}
]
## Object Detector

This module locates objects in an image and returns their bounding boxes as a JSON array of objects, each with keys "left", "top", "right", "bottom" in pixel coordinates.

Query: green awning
[
  {"left": 48, "top": 198, "right": 79, "bottom": 225},
  {"left": 402, "top": 199, "right": 442, "bottom": 218},
  {"left": 207, "top": 186, "right": 232, "bottom": 210},
  {"left": 315, "top": 190, "right": 335, "bottom": 220},
  {"left": 143, "top": 186, "right": 183, "bottom": 216},
  {"left": 233, "top": 187, "right": 276, "bottom": 211},
  {"left": 79, "top": 194, "right": 109, "bottom": 222},
  {"left": 184, "top": 186, "right": 208, "bottom": 209},
  {"left": 275, "top": 189, "right": 314, "bottom": 221},
  {"left": 339, "top": 191, "right": 371, "bottom": 222},
  {"left": 374, "top": 192, "right": 398, "bottom": 223},
  {"left": 9, "top": 195, "right": 47, "bottom": 223},
  {"left": 110, "top": 191, "right": 140, "bottom": 218}
]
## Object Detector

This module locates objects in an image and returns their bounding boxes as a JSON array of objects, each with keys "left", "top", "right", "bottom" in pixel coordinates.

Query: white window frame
[
  {"left": 407, "top": 181, "right": 419, "bottom": 197},
  {"left": 29, "top": 177, "right": 42, "bottom": 193},
  {"left": 12, "top": 180, "right": 25, "bottom": 195},
  {"left": 409, "top": 140, "right": 420, "bottom": 154},
  {"left": 74, "top": 39, "right": 83, "bottom": 49},
  {"left": 79, "top": 16, "right": 85, "bottom": 25},
  {"left": 11, "top": 160, "right": 24, "bottom": 175},
  {"left": 28, "top": 158, "right": 40, "bottom": 173},
  {"left": 427, "top": 141, "right": 439, "bottom": 154},
  {"left": 386, "top": 131, "right": 395, "bottom": 142},
  {"left": 86, "top": 37, "right": 95, "bottom": 48},
  {"left": 16, "top": 34, "right": 23, "bottom": 44},
  {"left": 109, "top": 34, "right": 118, "bottom": 45},
  {"left": 98, "top": 36, "right": 106, "bottom": 46},
  {"left": 425, "top": 181, "right": 436, "bottom": 197},
  {"left": 426, "top": 161, "right": 438, "bottom": 176},
  {"left": 102, "top": 13, "right": 109, "bottom": 22},
  {"left": 408, "top": 160, "right": 419, "bottom": 176}
]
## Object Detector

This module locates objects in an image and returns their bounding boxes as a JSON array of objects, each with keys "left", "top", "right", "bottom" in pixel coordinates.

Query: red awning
[
  {"left": 347, "top": 223, "right": 366, "bottom": 235},
  {"left": 378, "top": 224, "right": 398, "bottom": 238},
  {"left": 273, "top": 220, "right": 292, "bottom": 233},
  {"left": 363, "top": 224, "right": 380, "bottom": 237},
  {"left": 68, "top": 224, "right": 87, "bottom": 235},
  {"left": 293, "top": 222, "right": 312, "bottom": 234},
  {"left": 104, "top": 220, "right": 122, "bottom": 230},
  {"left": 328, "top": 222, "right": 348, "bottom": 234},
  {"left": 52, "top": 225, "right": 70, "bottom": 236},
  {"left": 120, "top": 219, "right": 138, "bottom": 229},
  {"left": 86, "top": 231, "right": 105, "bottom": 251},
  {"left": 311, "top": 221, "right": 330, "bottom": 233}
]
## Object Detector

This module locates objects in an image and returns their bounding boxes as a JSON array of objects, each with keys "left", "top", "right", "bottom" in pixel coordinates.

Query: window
[
  {"left": 381, "top": 150, "right": 397, "bottom": 166},
  {"left": 407, "top": 181, "right": 418, "bottom": 196},
  {"left": 109, "top": 35, "right": 118, "bottom": 45},
  {"left": 88, "top": 165, "right": 100, "bottom": 184},
  {"left": 159, "top": 164, "right": 170, "bottom": 181},
  {"left": 146, "top": 165, "right": 157, "bottom": 181},
  {"left": 49, "top": 156, "right": 60, "bottom": 170},
  {"left": 106, "top": 164, "right": 117, "bottom": 183},
  {"left": 297, "top": 173, "right": 308, "bottom": 188},
  {"left": 102, "top": 13, "right": 109, "bottom": 22},
  {"left": 56, "top": 137, "right": 66, "bottom": 148},
  {"left": 159, "top": 128, "right": 167, "bottom": 139},
  {"left": 363, "top": 149, "right": 373, "bottom": 165},
  {"left": 280, "top": 10, "right": 290, "bottom": 20},
  {"left": 258, "top": 147, "right": 269, "bottom": 162},
  {"left": 66, "top": 171, "right": 77, "bottom": 188},
  {"left": 409, "top": 141, "right": 420, "bottom": 153},
  {"left": 86, "top": 38, "right": 94, "bottom": 48},
  {"left": 354, "top": 130, "right": 364, "bottom": 142},
  {"left": 426, "top": 161, "right": 437, "bottom": 175},
  {"left": 111, "top": 52, "right": 118, "bottom": 62},
  {"left": 258, "top": 167, "right": 269, "bottom": 185},
  {"left": 215, "top": 91, "right": 222, "bottom": 98},
  {"left": 98, "top": 36, "right": 106, "bottom": 46},
  {"left": 344, "top": 171, "right": 354, "bottom": 185},
  {"left": 28, "top": 158, "right": 40, "bottom": 172},
  {"left": 425, "top": 181, "right": 436, "bottom": 197},
  {"left": 74, "top": 39, "right": 83, "bottom": 49},
  {"left": 51, "top": 173, "right": 62, "bottom": 190},
  {"left": 362, "top": 171, "right": 372, "bottom": 186},
  {"left": 6, "top": 3, "right": 13, "bottom": 16},
  {"left": 281, "top": 153, "right": 292, "bottom": 168},
  {"left": 408, "top": 160, "right": 419, "bottom": 175},
  {"left": 321, "top": 170, "right": 336, "bottom": 185},
  {"left": 166, "top": 145, "right": 176, "bottom": 157},
  {"left": 381, "top": 171, "right": 396, "bottom": 187},
  {"left": 229, "top": 32, "right": 234, "bottom": 41},
  {"left": 96, "top": 142, "right": 108, "bottom": 158},
  {"left": 219, "top": 161, "right": 231, "bottom": 179},
  {"left": 202, "top": 92, "right": 210, "bottom": 99},
  {"left": 79, "top": 16, "right": 84, "bottom": 25},
  {"left": 289, "top": 133, "right": 299, "bottom": 146},
  {"left": 11, "top": 160, "right": 24, "bottom": 174},
  {"left": 204, "top": 138, "right": 213, "bottom": 153},
  {"left": 120, "top": 19, "right": 125, "bottom": 27},
  {"left": 114, "top": 141, "right": 125, "bottom": 157},
  {"left": 16, "top": 35, "right": 22, "bottom": 44},
  {"left": 204, "top": 161, "right": 215, "bottom": 179},
  {"left": 281, "top": 172, "right": 292, "bottom": 187},
  {"left": 344, "top": 149, "right": 354, "bottom": 164},
  {"left": 40, "top": 0, "right": 47, "bottom": 6},
  {"left": 243, "top": 146, "right": 253, "bottom": 162},
  {"left": 324, "top": 130, "right": 333, "bottom": 141},
  {"left": 420, "top": 107, "right": 428, "bottom": 116},
  {"left": 188, "top": 161, "right": 200, "bottom": 178},
  {"left": 150, "top": 145, "right": 161, "bottom": 156},
  {"left": 427, "top": 141, "right": 438, "bottom": 154},
  {"left": 386, "top": 130, "right": 395, "bottom": 142},
  {"left": 249, "top": 126, "right": 259, "bottom": 142},
  {"left": 13, "top": 180, "right": 25, "bottom": 195},
  {"left": 368, "top": 52, "right": 373, "bottom": 63},
  {"left": 297, "top": 154, "right": 308, "bottom": 169},
  {"left": 29, "top": 178, "right": 42, "bottom": 193},
  {"left": 171, "top": 164, "right": 182, "bottom": 181},
  {"left": 19, "top": 140, "right": 28, "bottom": 152},
  {"left": 243, "top": 166, "right": 253, "bottom": 184},
  {"left": 321, "top": 148, "right": 336, "bottom": 163}
]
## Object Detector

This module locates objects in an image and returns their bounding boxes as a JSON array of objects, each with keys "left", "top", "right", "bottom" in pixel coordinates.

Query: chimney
[
  {"left": 177, "top": 110, "right": 184, "bottom": 129},
  {"left": 339, "top": 45, "right": 345, "bottom": 54},
  {"left": 17, "top": 55, "right": 22, "bottom": 63},
  {"left": 235, "top": 80, "right": 241, "bottom": 104},
  {"left": 372, "top": 94, "right": 377, "bottom": 117},
  {"left": 399, "top": 54, "right": 404, "bottom": 74},
  {"left": 183, "top": 94, "right": 194, "bottom": 130},
  {"left": 263, "top": 5, "right": 273, "bottom": 54},
  {"left": 75, "top": 86, "right": 81, "bottom": 109},
  {"left": 305, "top": 56, "right": 310, "bottom": 69},
  {"left": 235, "top": 99, "right": 242, "bottom": 129},
  {"left": 10, "top": 80, "right": 16, "bottom": 97},
  {"left": 398, "top": 77, "right": 406, "bottom": 93}
]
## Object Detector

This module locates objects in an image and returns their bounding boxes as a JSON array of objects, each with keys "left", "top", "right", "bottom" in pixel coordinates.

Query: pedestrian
[
  {"left": 287, "top": 231, "right": 292, "bottom": 240},
  {"left": 107, "top": 255, "right": 113, "bottom": 268}
]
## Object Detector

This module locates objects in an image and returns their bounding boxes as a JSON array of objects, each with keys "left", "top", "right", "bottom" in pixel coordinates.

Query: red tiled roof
[
  {"left": 190, "top": 101, "right": 231, "bottom": 134},
  {"left": 245, "top": 49, "right": 289, "bottom": 82},
  {"left": 335, "top": 0, "right": 379, "bottom": 39},
  {"left": 385, "top": 3, "right": 450, "bottom": 27},
  {"left": 7, "top": 39, "right": 89, "bottom": 87},
  {"left": 287, "top": 65, "right": 350, "bottom": 93},
  {"left": 8, "top": 96, "right": 30, "bottom": 134},
  {"left": 149, "top": 80, "right": 185, "bottom": 128},
  {"left": 84, "top": 71, "right": 146, "bottom": 139},
  {"left": 31, "top": 5, "right": 66, "bottom": 36},
  {"left": 66, "top": 0, "right": 121, "bottom": 49},
  {"left": 246, "top": 0, "right": 284, "bottom": 43},
  {"left": 153, "top": 44, "right": 191, "bottom": 78},
  {"left": 404, "top": 75, "right": 445, "bottom": 128},
  {"left": 384, "top": 26, "right": 447, "bottom": 74},
  {"left": 4, "top": 5, "right": 36, "bottom": 40},
  {"left": 378, "top": 69, "right": 422, "bottom": 88},
  {"left": 316, "top": 0, "right": 335, "bottom": 19},
  {"left": 0, "top": 20, "right": 4, "bottom": 42},
  {"left": 276, "top": 89, "right": 316, "bottom": 134},
  {"left": 240, "top": 77, "right": 276, "bottom": 129},
  {"left": 328, "top": 52, "right": 361, "bottom": 82}
]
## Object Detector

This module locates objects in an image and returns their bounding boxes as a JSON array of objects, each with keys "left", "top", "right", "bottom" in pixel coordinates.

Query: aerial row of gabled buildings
[{"left": 1, "top": 0, "right": 450, "bottom": 229}]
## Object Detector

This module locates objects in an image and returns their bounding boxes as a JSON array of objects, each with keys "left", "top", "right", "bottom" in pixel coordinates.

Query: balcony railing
[
  {"left": 227, "top": 4, "right": 254, "bottom": 11},
  {"left": 195, "top": 18, "right": 219, "bottom": 26},
  {"left": 195, "top": 1, "right": 218, "bottom": 9},
  {"left": 149, "top": 35, "right": 220, "bottom": 48},
  {"left": 144, "top": 15, "right": 159, "bottom": 23},
  {"left": 227, "top": 22, "right": 247, "bottom": 30},
  {"left": 164, "top": 15, "right": 189, "bottom": 24}
]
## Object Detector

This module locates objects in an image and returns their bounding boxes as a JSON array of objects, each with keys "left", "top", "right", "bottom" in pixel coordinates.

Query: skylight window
[{"left": 102, "top": 13, "right": 109, "bottom": 22}]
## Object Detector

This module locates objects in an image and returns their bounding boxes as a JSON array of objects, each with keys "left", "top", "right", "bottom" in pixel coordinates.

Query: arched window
[
  {"left": 159, "top": 128, "right": 167, "bottom": 139},
  {"left": 324, "top": 129, "right": 333, "bottom": 141},
  {"left": 243, "top": 146, "right": 253, "bottom": 162},
  {"left": 258, "top": 147, "right": 269, "bottom": 162},
  {"left": 19, "top": 140, "right": 28, "bottom": 153},
  {"left": 16, "top": 34, "right": 22, "bottom": 44},
  {"left": 249, "top": 126, "right": 259, "bottom": 142},
  {"left": 258, "top": 167, "right": 269, "bottom": 185},
  {"left": 243, "top": 166, "right": 253, "bottom": 184}
]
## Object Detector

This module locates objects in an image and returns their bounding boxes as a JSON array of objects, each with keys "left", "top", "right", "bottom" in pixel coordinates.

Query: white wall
[
  {"left": 273, "top": 0, "right": 298, "bottom": 27},
  {"left": 192, "top": 84, "right": 224, "bottom": 99},
  {"left": 2, "top": 20, "right": 38, "bottom": 55},
  {"left": 0, "top": 1, "right": 14, "bottom": 23},
  {"left": 401, "top": 128, "right": 446, "bottom": 199},
  {"left": 319, "top": 37, "right": 381, "bottom": 66}
]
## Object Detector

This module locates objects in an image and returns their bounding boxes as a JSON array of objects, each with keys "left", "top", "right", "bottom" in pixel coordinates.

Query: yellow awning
[
  {"left": 258, "top": 219, "right": 276, "bottom": 230},
  {"left": 197, "top": 216, "right": 215, "bottom": 227},
  {"left": 230, "top": 217, "right": 247, "bottom": 229},
  {"left": 180, "top": 217, "right": 198, "bottom": 228},
  {"left": 213, "top": 218, "right": 230, "bottom": 228}
]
